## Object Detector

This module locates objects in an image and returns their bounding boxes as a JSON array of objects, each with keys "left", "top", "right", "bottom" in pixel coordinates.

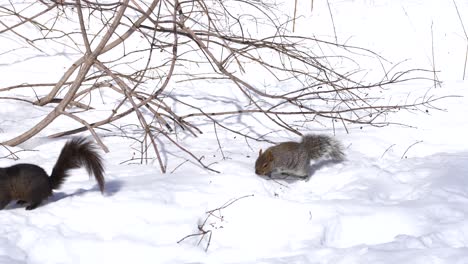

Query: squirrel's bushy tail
[
  {"left": 49, "top": 137, "right": 105, "bottom": 193},
  {"left": 301, "top": 134, "right": 345, "bottom": 161}
]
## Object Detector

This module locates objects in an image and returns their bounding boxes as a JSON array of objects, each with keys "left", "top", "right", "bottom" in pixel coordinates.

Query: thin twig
[
  {"left": 401, "top": 140, "right": 423, "bottom": 159},
  {"left": 170, "top": 159, "right": 189, "bottom": 173},
  {"left": 177, "top": 194, "right": 254, "bottom": 251},
  {"left": 293, "top": 0, "right": 298, "bottom": 32},
  {"left": 430, "top": 21, "right": 439, "bottom": 88},
  {"left": 326, "top": 0, "right": 338, "bottom": 43},
  {"left": 213, "top": 122, "right": 225, "bottom": 160},
  {"left": 381, "top": 143, "right": 396, "bottom": 159},
  {"left": 452, "top": 0, "right": 468, "bottom": 79}
]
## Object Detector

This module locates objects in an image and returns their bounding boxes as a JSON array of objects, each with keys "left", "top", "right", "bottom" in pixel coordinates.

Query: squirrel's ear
[
  {"left": 258, "top": 149, "right": 263, "bottom": 156},
  {"left": 265, "top": 150, "right": 273, "bottom": 161}
]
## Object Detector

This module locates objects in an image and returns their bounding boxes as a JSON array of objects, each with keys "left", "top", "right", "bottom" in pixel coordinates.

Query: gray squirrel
[{"left": 255, "top": 134, "right": 344, "bottom": 178}]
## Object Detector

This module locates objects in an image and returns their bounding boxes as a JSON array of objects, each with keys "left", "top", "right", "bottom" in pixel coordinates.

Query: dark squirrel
[{"left": 0, "top": 137, "right": 105, "bottom": 210}]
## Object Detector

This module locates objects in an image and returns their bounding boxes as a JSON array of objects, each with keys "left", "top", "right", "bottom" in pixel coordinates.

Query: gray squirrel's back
[{"left": 268, "top": 141, "right": 310, "bottom": 168}]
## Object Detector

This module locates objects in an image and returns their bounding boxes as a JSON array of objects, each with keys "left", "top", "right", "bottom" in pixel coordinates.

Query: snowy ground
[{"left": 1, "top": 0, "right": 468, "bottom": 263}]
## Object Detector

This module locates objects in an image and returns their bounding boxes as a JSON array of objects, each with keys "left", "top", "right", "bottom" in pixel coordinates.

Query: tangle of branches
[{"left": 0, "top": 0, "right": 444, "bottom": 172}]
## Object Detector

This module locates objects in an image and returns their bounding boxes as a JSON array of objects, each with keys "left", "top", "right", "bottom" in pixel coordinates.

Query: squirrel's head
[{"left": 255, "top": 149, "right": 274, "bottom": 175}]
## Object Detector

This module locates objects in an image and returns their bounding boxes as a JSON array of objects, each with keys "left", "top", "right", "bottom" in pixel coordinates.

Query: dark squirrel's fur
[{"left": 0, "top": 137, "right": 105, "bottom": 210}]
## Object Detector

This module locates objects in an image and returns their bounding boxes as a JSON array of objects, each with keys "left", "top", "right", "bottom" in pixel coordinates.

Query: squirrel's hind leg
[
  {"left": 277, "top": 167, "right": 309, "bottom": 178},
  {"left": 293, "top": 160, "right": 310, "bottom": 178},
  {"left": 0, "top": 199, "right": 10, "bottom": 210},
  {"left": 24, "top": 194, "right": 45, "bottom": 210},
  {"left": 25, "top": 200, "right": 42, "bottom": 210}
]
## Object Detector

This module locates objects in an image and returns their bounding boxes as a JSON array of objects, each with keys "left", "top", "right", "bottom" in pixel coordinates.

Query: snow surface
[{"left": 1, "top": 0, "right": 468, "bottom": 263}]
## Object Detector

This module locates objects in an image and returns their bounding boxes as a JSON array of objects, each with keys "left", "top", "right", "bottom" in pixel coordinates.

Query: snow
[{"left": 1, "top": 0, "right": 468, "bottom": 263}]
